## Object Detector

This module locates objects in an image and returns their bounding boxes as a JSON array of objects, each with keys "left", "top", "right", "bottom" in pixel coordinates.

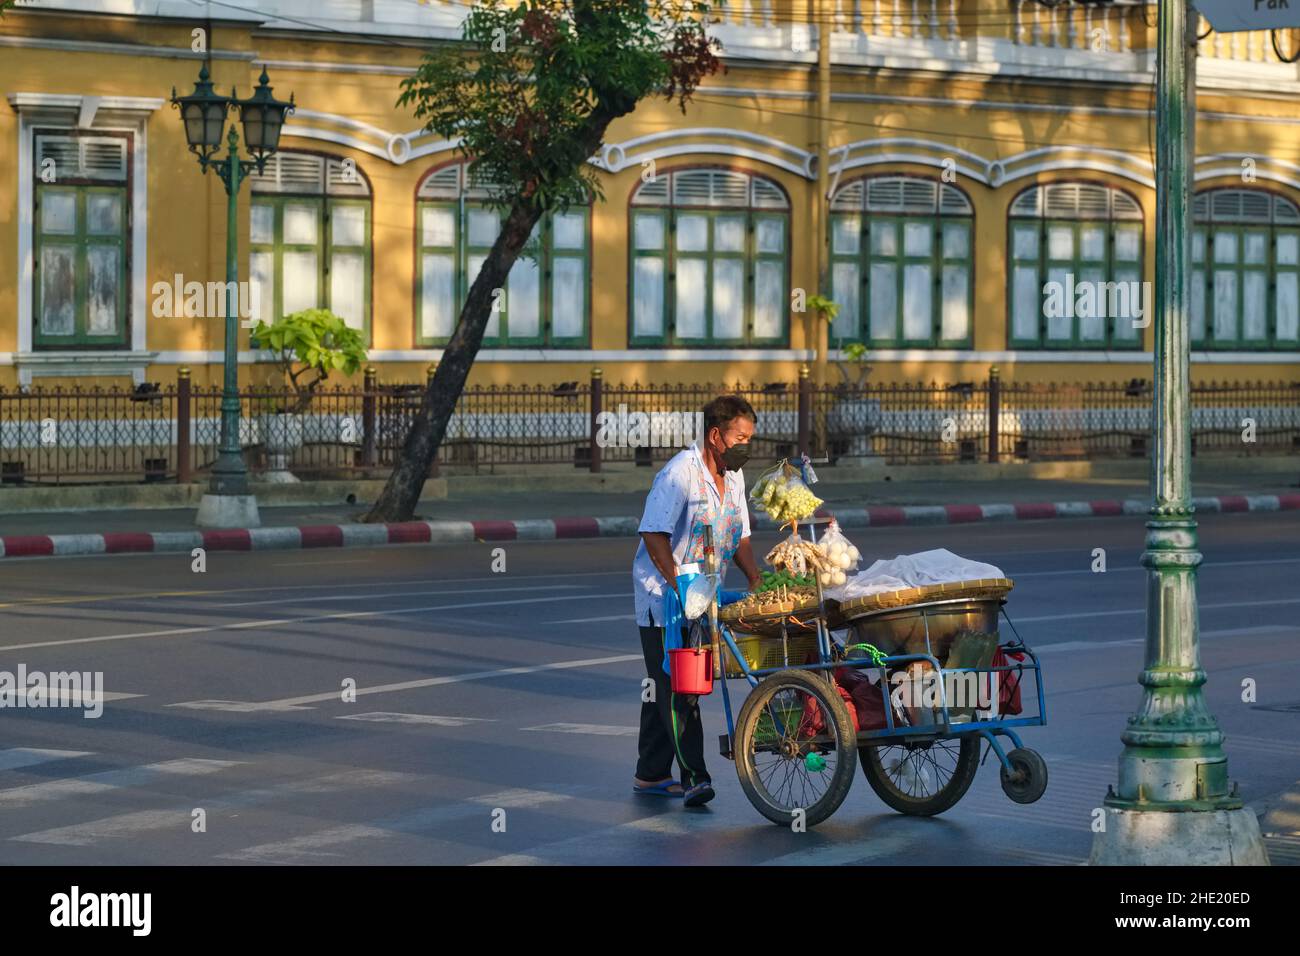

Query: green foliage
[
  {"left": 835, "top": 340, "right": 872, "bottom": 387},
  {"left": 807, "top": 294, "right": 839, "bottom": 322},
  {"left": 396, "top": 0, "right": 720, "bottom": 217},
  {"left": 843, "top": 342, "right": 869, "bottom": 363},
  {"left": 252, "top": 308, "right": 367, "bottom": 413}
]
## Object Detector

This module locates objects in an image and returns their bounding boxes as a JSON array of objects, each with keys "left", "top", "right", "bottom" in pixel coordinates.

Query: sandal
[
  {"left": 633, "top": 778, "right": 684, "bottom": 798},
  {"left": 683, "top": 781, "right": 716, "bottom": 807}
]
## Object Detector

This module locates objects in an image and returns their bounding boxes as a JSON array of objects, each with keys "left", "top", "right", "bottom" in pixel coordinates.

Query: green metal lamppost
[
  {"left": 171, "top": 66, "right": 294, "bottom": 528},
  {"left": 1089, "top": 0, "right": 1266, "bottom": 865}
]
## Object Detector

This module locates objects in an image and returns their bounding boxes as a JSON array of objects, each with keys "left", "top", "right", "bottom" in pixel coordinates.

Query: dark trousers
[{"left": 636, "top": 616, "right": 710, "bottom": 788}]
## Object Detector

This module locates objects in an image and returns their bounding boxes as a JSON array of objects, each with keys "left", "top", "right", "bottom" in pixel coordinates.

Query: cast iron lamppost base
[
  {"left": 1089, "top": 0, "right": 1266, "bottom": 866},
  {"left": 172, "top": 66, "right": 294, "bottom": 529}
]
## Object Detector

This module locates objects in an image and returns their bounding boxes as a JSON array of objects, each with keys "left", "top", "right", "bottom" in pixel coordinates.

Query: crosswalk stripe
[
  {"left": 758, "top": 832, "right": 920, "bottom": 866},
  {"left": 168, "top": 653, "right": 642, "bottom": 711},
  {"left": 0, "top": 758, "right": 241, "bottom": 809},
  {"left": 9, "top": 769, "right": 415, "bottom": 846},
  {"left": 473, "top": 807, "right": 735, "bottom": 866},
  {"left": 1232, "top": 736, "right": 1300, "bottom": 755},
  {"left": 5, "top": 689, "right": 142, "bottom": 707},
  {"left": 336, "top": 712, "right": 495, "bottom": 727},
  {"left": 0, "top": 748, "right": 92, "bottom": 771},
  {"left": 221, "top": 824, "right": 396, "bottom": 864},
  {"left": 219, "top": 786, "right": 585, "bottom": 864},
  {"left": 522, "top": 723, "right": 640, "bottom": 737},
  {"left": 998, "top": 846, "right": 1088, "bottom": 865}
]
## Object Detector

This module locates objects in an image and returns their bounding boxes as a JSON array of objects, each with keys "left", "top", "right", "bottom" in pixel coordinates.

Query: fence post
[
  {"left": 797, "top": 364, "right": 812, "bottom": 458},
  {"left": 589, "top": 366, "right": 603, "bottom": 474},
  {"left": 987, "top": 365, "right": 1000, "bottom": 464},
  {"left": 177, "top": 367, "right": 192, "bottom": 484},
  {"left": 426, "top": 363, "right": 440, "bottom": 478},
  {"left": 361, "top": 366, "right": 377, "bottom": 468}
]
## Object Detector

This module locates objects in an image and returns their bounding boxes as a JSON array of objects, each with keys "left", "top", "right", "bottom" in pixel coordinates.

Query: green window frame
[
  {"left": 248, "top": 153, "right": 372, "bottom": 341},
  {"left": 32, "top": 131, "right": 130, "bottom": 350},
  {"left": 416, "top": 164, "right": 590, "bottom": 347},
  {"left": 1191, "top": 189, "right": 1300, "bottom": 350},
  {"left": 1008, "top": 183, "right": 1145, "bottom": 350},
  {"left": 629, "top": 168, "right": 789, "bottom": 348},
  {"left": 828, "top": 177, "right": 973, "bottom": 349}
]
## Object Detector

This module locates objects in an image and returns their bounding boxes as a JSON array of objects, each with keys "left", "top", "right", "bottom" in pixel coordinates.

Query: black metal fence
[{"left": 0, "top": 369, "right": 1296, "bottom": 484}]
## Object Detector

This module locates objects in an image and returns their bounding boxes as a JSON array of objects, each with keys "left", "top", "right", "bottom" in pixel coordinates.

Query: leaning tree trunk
[
  {"left": 364, "top": 200, "right": 543, "bottom": 522},
  {"left": 364, "top": 96, "right": 634, "bottom": 523}
]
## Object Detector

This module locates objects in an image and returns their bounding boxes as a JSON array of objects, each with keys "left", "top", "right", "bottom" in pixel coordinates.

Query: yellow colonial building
[{"left": 2, "top": 0, "right": 1299, "bottom": 393}]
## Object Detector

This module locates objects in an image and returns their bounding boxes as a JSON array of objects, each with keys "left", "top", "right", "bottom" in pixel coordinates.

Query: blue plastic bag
[{"left": 660, "top": 585, "right": 686, "bottom": 675}]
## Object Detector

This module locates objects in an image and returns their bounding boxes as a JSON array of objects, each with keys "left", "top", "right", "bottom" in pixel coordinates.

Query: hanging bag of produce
[
  {"left": 749, "top": 459, "right": 823, "bottom": 531},
  {"left": 815, "top": 519, "right": 862, "bottom": 588}
]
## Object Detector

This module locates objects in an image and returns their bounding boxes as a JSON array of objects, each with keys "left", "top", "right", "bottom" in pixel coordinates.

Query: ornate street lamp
[
  {"left": 171, "top": 65, "right": 295, "bottom": 529},
  {"left": 1089, "top": 0, "right": 1266, "bottom": 865}
]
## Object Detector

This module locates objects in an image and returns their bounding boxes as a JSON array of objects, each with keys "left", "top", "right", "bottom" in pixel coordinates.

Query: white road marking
[
  {"left": 1035, "top": 638, "right": 1143, "bottom": 654},
  {"left": 0, "top": 748, "right": 93, "bottom": 772},
  {"left": 522, "top": 723, "right": 640, "bottom": 737},
  {"left": 218, "top": 787, "right": 583, "bottom": 864},
  {"left": 997, "top": 846, "right": 1088, "bottom": 866},
  {"left": 1029, "top": 624, "right": 1300, "bottom": 655},
  {"left": 221, "top": 824, "right": 395, "bottom": 863},
  {"left": 473, "top": 806, "right": 734, "bottom": 866},
  {"left": 757, "top": 832, "right": 920, "bottom": 866},
  {"left": 6, "top": 689, "right": 142, "bottom": 707},
  {"left": 1008, "top": 556, "right": 1300, "bottom": 579},
  {"left": 467, "top": 787, "right": 575, "bottom": 808},
  {"left": 477, "top": 853, "right": 546, "bottom": 866},
  {"left": 0, "top": 758, "right": 242, "bottom": 809},
  {"left": 220, "top": 584, "right": 594, "bottom": 608},
  {"left": 10, "top": 769, "right": 415, "bottom": 846},
  {"left": 169, "top": 653, "right": 642, "bottom": 712},
  {"left": 547, "top": 613, "right": 637, "bottom": 624},
  {"left": 0, "top": 593, "right": 621, "bottom": 653},
  {"left": 1231, "top": 736, "right": 1300, "bottom": 756},
  {"left": 1015, "top": 596, "right": 1300, "bottom": 625},
  {"left": 336, "top": 712, "right": 496, "bottom": 727},
  {"left": 270, "top": 559, "right": 375, "bottom": 567}
]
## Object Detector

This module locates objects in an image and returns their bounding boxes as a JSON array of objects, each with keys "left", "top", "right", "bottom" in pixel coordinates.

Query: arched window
[
  {"left": 1008, "top": 182, "right": 1144, "bottom": 349},
  {"left": 828, "top": 176, "right": 973, "bottom": 348},
  {"left": 629, "top": 167, "right": 789, "bottom": 346},
  {"left": 1192, "top": 189, "right": 1300, "bottom": 348},
  {"left": 416, "top": 162, "right": 590, "bottom": 347},
  {"left": 248, "top": 151, "right": 372, "bottom": 337}
]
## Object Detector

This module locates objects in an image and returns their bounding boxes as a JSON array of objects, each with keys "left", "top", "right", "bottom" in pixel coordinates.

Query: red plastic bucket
[{"left": 667, "top": 647, "right": 714, "bottom": 696}]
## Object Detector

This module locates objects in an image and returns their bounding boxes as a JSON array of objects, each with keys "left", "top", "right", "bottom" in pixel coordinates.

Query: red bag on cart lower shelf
[
  {"left": 796, "top": 667, "right": 889, "bottom": 738},
  {"left": 993, "top": 646, "right": 1026, "bottom": 716}
]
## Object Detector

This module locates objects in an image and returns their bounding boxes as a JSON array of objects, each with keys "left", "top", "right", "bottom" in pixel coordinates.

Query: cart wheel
[
  {"left": 860, "top": 735, "right": 978, "bottom": 816},
  {"left": 734, "top": 669, "right": 857, "bottom": 828},
  {"left": 1000, "top": 747, "right": 1048, "bottom": 804}
]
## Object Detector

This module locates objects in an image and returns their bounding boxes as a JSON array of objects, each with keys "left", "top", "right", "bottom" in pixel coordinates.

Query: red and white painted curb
[{"left": 1, "top": 493, "right": 1296, "bottom": 560}]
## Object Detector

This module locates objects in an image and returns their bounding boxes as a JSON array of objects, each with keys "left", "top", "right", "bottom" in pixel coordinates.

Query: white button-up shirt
[{"left": 632, "top": 442, "right": 751, "bottom": 628}]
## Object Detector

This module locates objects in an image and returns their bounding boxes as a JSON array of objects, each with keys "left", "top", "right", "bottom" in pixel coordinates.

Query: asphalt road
[{"left": 0, "top": 513, "right": 1297, "bottom": 865}]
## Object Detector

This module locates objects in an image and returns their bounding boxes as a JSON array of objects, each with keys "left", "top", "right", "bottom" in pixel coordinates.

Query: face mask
[{"left": 719, "top": 441, "right": 750, "bottom": 472}]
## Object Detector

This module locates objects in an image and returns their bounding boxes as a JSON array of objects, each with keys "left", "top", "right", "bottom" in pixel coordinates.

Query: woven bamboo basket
[
  {"left": 717, "top": 591, "right": 828, "bottom": 638},
  {"left": 836, "top": 578, "right": 1014, "bottom": 620}
]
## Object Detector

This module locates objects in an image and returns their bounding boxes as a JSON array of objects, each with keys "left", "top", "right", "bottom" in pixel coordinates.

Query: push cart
[{"left": 712, "top": 524, "right": 1048, "bottom": 828}]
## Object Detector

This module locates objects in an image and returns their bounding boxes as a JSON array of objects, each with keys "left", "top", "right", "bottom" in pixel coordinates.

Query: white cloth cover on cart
[{"left": 823, "top": 548, "right": 1006, "bottom": 602}]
